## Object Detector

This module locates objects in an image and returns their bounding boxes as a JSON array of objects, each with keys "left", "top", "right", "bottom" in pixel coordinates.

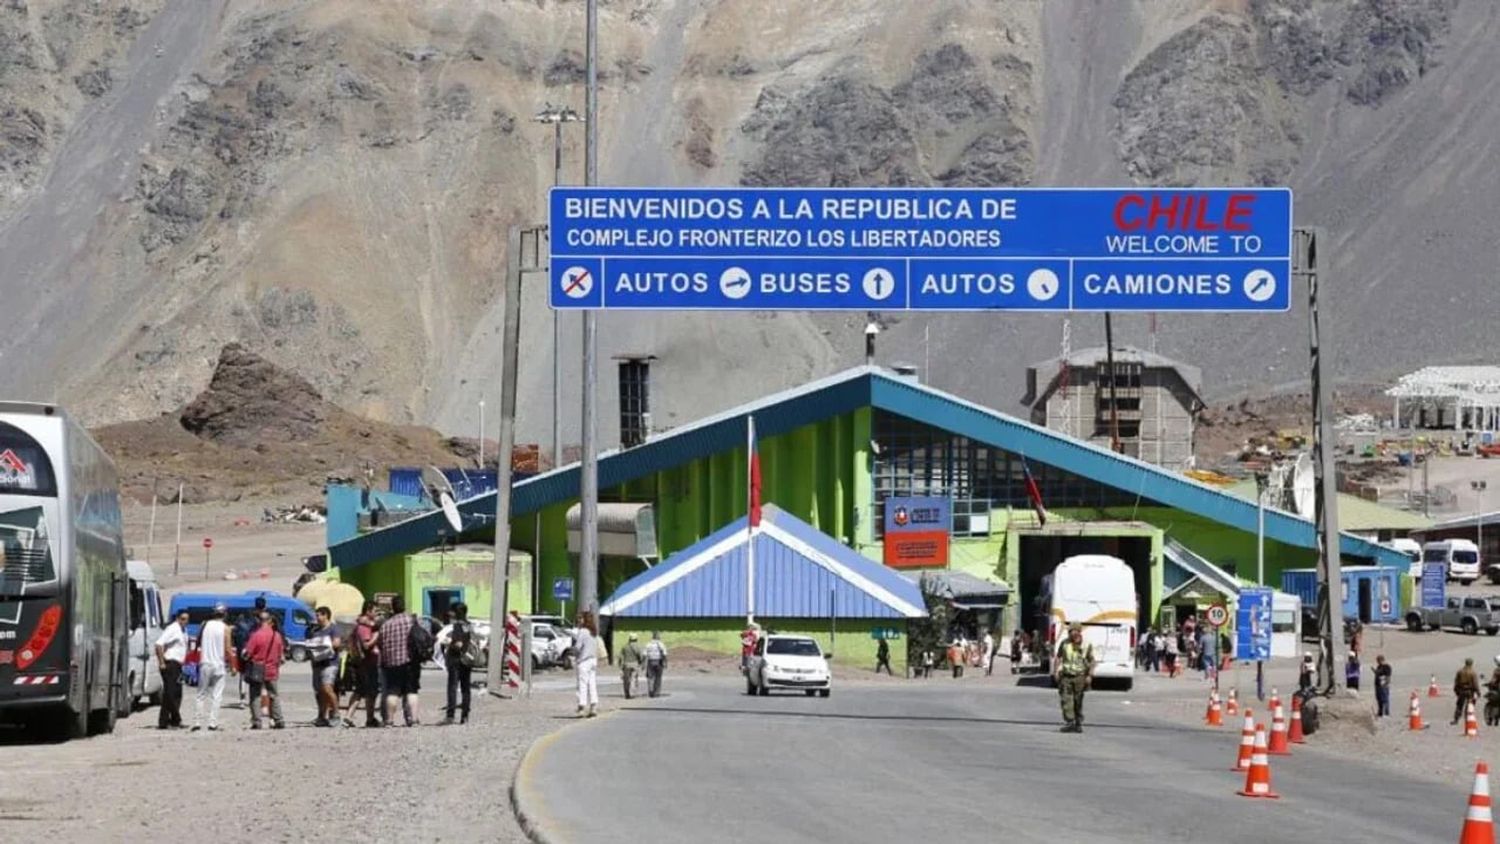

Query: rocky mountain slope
[
  {"left": 94, "top": 343, "right": 482, "bottom": 504},
  {"left": 1, "top": 0, "right": 1495, "bottom": 450}
]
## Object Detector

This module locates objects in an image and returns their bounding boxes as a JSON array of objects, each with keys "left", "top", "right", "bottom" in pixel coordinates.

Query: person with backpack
[
  {"left": 342, "top": 601, "right": 381, "bottom": 727},
  {"left": 231, "top": 597, "right": 265, "bottom": 705},
  {"left": 644, "top": 630, "right": 669, "bottom": 698},
  {"left": 372, "top": 595, "right": 424, "bottom": 727},
  {"left": 442, "top": 603, "right": 477, "bottom": 725}
]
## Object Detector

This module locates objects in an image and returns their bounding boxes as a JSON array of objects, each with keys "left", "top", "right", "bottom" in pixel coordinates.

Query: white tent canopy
[{"left": 1387, "top": 366, "right": 1500, "bottom": 432}]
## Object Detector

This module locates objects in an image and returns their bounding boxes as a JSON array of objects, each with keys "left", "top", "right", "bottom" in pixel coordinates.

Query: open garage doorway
[{"left": 1016, "top": 529, "right": 1156, "bottom": 638}]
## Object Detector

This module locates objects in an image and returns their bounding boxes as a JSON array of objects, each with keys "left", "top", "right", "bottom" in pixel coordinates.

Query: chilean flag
[
  {"left": 748, "top": 415, "right": 762, "bottom": 528},
  {"left": 1022, "top": 457, "right": 1047, "bottom": 526}
]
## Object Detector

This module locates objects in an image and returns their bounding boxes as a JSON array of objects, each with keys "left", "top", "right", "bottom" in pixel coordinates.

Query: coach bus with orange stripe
[{"left": 0, "top": 403, "right": 130, "bottom": 738}]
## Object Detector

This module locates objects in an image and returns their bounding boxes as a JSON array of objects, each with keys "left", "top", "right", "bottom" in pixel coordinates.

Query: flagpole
[{"left": 747, "top": 415, "right": 756, "bottom": 626}]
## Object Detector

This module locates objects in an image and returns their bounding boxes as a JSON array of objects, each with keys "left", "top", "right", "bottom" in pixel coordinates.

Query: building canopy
[{"left": 600, "top": 505, "right": 926, "bottom": 620}]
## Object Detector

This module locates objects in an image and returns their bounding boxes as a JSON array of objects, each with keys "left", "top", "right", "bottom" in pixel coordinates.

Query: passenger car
[{"left": 745, "top": 634, "right": 831, "bottom": 697}]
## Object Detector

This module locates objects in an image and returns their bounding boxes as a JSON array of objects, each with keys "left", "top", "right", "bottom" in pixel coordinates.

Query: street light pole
[
  {"left": 578, "top": 0, "right": 600, "bottom": 619},
  {"left": 533, "top": 104, "right": 582, "bottom": 471},
  {"left": 1474, "top": 480, "right": 1488, "bottom": 564}
]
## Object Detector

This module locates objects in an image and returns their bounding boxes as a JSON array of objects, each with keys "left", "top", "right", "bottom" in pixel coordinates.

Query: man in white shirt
[
  {"left": 193, "top": 604, "right": 235, "bottom": 732},
  {"left": 153, "top": 609, "right": 190, "bottom": 729}
]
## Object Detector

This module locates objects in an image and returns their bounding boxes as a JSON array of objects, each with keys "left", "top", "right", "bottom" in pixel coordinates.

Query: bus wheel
[{"left": 88, "top": 706, "right": 117, "bottom": 735}]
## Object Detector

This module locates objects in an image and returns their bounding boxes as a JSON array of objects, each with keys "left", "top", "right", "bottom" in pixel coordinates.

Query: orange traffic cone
[
  {"left": 1232, "top": 709, "right": 1255, "bottom": 772},
  {"left": 1269, "top": 687, "right": 1281, "bottom": 716},
  {"left": 1466, "top": 700, "right": 1481, "bottom": 738},
  {"left": 1236, "top": 724, "right": 1280, "bottom": 799},
  {"left": 1267, "top": 698, "right": 1291, "bottom": 755},
  {"left": 1206, "top": 690, "right": 1223, "bottom": 727},
  {"left": 1226, "top": 688, "right": 1239, "bottom": 716},
  {"left": 1288, "top": 694, "right": 1307, "bottom": 744},
  {"left": 1460, "top": 762, "right": 1495, "bottom": 844},
  {"left": 1410, "top": 691, "right": 1425, "bottom": 731},
  {"left": 1432, "top": 675, "right": 1443, "bottom": 698}
]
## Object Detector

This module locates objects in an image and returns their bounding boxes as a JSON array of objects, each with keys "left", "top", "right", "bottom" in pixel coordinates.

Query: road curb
[{"left": 511, "top": 711, "right": 620, "bottom": 844}]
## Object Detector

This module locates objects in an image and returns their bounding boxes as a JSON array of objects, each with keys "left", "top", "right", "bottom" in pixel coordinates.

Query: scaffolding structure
[{"left": 1386, "top": 366, "right": 1500, "bottom": 433}]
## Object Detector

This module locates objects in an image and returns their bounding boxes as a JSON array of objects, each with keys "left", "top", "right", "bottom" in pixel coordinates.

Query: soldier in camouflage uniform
[{"left": 1054, "top": 623, "right": 1095, "bottom": 733}]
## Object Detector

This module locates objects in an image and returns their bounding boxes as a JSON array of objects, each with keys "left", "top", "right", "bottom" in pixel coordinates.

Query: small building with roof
[
  {"left": 326, "top": 365, "right": 1408, "bottom": 666},
  {"left": 599, "top": 504, "right": 926, "bottom": 671},
  {"left": 1023, "top": 345, "right": 1205, "bottom": 470}
]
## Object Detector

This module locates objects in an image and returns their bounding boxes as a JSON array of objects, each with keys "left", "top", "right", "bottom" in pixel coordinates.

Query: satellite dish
[
  {"left": 422, "top": 466, "right": 464, "bottom": 534},
  {"left": 1291, "top": 453, "right": 1315, "bottom": 518}
]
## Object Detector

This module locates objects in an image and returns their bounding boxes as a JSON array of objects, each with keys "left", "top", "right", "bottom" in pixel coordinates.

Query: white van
[
  {"left": 1384, "top": 538, "right": 1423, "bottom": 580},
  {"left": 1038, "top": 555, "right": 1137, "bottom": 690},
  {"left": 126, "top": 560, "right": 165, "bottom": 707},
  {"left": 1424, "top": 539, "right": 1481, "bottom": 585}
]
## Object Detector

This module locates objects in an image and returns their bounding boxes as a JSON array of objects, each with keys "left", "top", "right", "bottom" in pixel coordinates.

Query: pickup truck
[{"left": 1405, "top": 596, "right": 1500, "bottom": 635}]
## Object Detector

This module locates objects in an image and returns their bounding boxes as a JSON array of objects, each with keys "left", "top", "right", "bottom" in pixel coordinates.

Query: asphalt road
[{"left": 517, "top": 675, "right": 1473, "bottom": 843}]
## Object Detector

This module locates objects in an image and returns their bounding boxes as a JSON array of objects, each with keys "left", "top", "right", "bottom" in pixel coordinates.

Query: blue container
[{"left": 1281, "top": 566, "right": 1402, "bottom": 624}]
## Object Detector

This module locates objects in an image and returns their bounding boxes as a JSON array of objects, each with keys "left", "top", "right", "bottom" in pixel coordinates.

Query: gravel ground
[{"left": 0, "top": 663, "right": 612, "bottom": 843}]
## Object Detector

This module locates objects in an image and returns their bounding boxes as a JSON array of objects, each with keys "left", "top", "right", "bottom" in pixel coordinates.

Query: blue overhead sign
[
  {"left": 1422, "top": 563, "right": 1447, "bottom": 609},
  {"left": 549, "top": 188, "right": 1292, "bottom": 312},
  {"left": 1235, "top": 588, "right": 1273, "bottom": 663}
]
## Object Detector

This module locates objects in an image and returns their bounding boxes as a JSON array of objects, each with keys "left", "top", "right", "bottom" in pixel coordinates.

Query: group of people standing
[
  {"left": 1137, "top": 621, "right": 1229, "bottom": 679},
  {"left": 151, "top": 594, "right": 482, "bottom": 731}
]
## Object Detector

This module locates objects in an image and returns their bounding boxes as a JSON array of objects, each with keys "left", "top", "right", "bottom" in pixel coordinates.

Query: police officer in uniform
[{"left": 1053, "top": 623, "right": 1095, "bottom": 733}]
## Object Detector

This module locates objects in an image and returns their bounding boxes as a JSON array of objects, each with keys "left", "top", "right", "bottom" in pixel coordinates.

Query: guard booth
[{"left": 1281, "top": 566, "right": 1401, "bottom": 625}]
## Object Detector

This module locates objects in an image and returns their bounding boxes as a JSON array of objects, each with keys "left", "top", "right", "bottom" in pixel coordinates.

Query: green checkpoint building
[{"left": 327, "top": 366, "right": 1408, "bottom": 662}]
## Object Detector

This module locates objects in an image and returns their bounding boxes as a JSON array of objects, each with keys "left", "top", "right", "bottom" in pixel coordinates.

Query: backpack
[
  {"left": 408, "top": 616, "right": 436, "bottom": 663},
  {"left": 645, "top": 640, "right": 665, "bottom": 664},
  {"left": 452, "top": 622, "right": 483, "bottom": 668},
  {"left": 346, "top": 624, "right": 368, "bottom": 665}
]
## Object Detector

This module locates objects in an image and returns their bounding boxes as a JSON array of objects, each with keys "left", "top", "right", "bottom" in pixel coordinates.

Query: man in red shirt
[
  {"left": 343, "top": 600, "right": 381, "bottom": 727},
  {"left": 243, "top": 611, "right": 287, "bottom": 729},
  {"left": 740, "top": 623, "right": 760, "bottom": 674}
]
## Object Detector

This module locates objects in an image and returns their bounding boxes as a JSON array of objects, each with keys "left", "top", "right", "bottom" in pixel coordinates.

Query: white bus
[
  {"left": 0, "top": 403, "right": 131, "bottom": 737},
  {"left": 1037, "top": 555, "right": 1137, "bottom": 690}
]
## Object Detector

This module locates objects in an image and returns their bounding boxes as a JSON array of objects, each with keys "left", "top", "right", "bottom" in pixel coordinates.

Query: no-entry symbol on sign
[{"left": 202, "top": 537, "right": 213, "bottom": 550}]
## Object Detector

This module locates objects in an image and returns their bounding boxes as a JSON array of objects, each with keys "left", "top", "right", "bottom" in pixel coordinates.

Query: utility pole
[
  {"left": 578, "top": 0, "right": 600, "bottom": 618},
  {"left": 1104, "top": 312, "right": 1122, "bottom": 453},
  {"left": 1301, "top": 227, "right": 1342, "bottom": 695},
  {"left": 489, "top": 225, "right": 547, "bottom": 695},
  {"left": 1474, "top": 480, "right": 1488, "bottom": 562},
  {"left": 534, "top": 104, "right": 582, "bottom": 470},
  {"left": 478, "top": 399, "right": 485, "bottom": 469}
]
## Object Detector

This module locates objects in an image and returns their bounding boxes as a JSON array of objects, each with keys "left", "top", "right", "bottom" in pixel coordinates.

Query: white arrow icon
[
  {"left": 862, "top": 268, "right": 896, "bottom": 301},
  {"left": 1026, "top": 268, "right": 1060, "bottom": 302}
]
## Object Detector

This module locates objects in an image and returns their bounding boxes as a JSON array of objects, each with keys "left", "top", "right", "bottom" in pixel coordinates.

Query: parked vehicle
[
  {"left": 1036, "top": 555, "right": 1137, "bottom": 690},
  {"left": 1424, "top": 539, "right": 1481, "bottom": 585},
  {"left": 530, "top": 621, "right": 573, "bottom": 670},
  {"left": 0, "top": 403, "right": 132, "bottom": 738},
  {"left": 745, "top": 634, "right": 832, "bottom": 697},
  {"left": 126, "top": 560, "right": 165, "bottom": 709},
  {"left": 1404, "top": 596, "right": 1500, "bottom": 635},
  {"left": 1383, "top": 538, "right": 1422, "bottom": 580},
  {"left": 168, "top": 591, "right": 315, "bottom": 653}
]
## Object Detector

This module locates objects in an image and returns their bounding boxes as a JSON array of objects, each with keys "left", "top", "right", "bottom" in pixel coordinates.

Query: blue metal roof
[
  {"left": 600, "top": 505, "right": 926, "bottom": 619},
  {"left": 330, "top": 366, "right": 1408, "bottom": 572}
]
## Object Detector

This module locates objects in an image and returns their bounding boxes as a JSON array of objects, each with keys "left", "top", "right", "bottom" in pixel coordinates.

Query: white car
[
  {"left": 530, "top": 622, "right": 574, "bottom": 670},
  {"left": 746, "top": 634, "right": 832, "bottom": 697}
]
